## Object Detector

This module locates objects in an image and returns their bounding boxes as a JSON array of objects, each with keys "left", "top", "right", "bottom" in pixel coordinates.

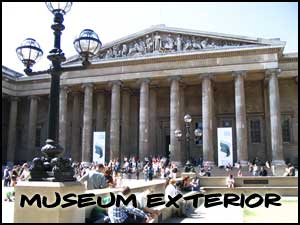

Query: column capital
[
  {"left": 60, "top": 84, "right": 69, "bottom": 91},
  {"left": 167, "top": 76, "right": 181, "bottom": 82},
  {"left": 136, "top": 78, "right": 151, "bottom": 86},
  {"left": 232, "top": 71, "right": 247, "bottom": 79},
  {"left": 200, "top": 73, "right": 214, "bottom": 80},
  {"left": 108, "top": 80, "right": 122, "bottom": 87},
  {"left": 81, "top": 83, "right": 94, "bottom": 90},
  {"left": 60, "top": 85, "right": 70, "bottom": 95},
  {"left": 28, "top": 95, "right": 40, "bottom": 101},
  {"left": 265, "top": 68, "right": 281, "bottom": 77}
]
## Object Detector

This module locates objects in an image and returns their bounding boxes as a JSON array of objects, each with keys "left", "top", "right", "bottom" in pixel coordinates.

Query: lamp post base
[{"left": 29, "top": 139, "right": 76, "bottom": 182}]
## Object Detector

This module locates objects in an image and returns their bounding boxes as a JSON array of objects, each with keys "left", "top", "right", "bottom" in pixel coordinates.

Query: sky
[{"left": 2, "top": 2, "right": 298, "bottom": 75}]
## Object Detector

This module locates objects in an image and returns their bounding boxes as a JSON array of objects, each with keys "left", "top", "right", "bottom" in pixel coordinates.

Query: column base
[
  {"left": 272, "top": 160, "right": 286, "bottom": 166},
  {"left": 239, "top": 160, "right": 249, "bottom": 167},
  {"left": 81, "top": 161, "right": 92, "bottom": 168},
  {"left": 203, "top": 161, "right": 215, "bottom": 167},
  {"left": 172, "top": 161, "right": 183, "bottom": 168}
]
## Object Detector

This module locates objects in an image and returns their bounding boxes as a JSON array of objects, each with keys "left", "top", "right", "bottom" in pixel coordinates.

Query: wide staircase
[{"left": 179, "top": 165, "right": 298, "bottom": 197}]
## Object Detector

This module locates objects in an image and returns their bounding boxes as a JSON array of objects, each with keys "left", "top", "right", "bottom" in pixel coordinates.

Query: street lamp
[
  {"left": 16, "top": 2, "right": 102, "bottom": 181},
  {"left": 175, "top": 114, "right": 202, "bottom": 162}
]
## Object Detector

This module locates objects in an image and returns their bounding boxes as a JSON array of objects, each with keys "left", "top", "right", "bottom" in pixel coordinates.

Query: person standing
[
  {"left": 19, "top": 163, "right": 31, "bottom": 181},
  {"left": 10, "top": 167, "right": 19, "bottom": 187},
  {"left": 79, "top": 164, "right": 108, "bottom": 190},
  {"left": 259, "top": 166, "right": 268, "bottom": 176},
  {"left": 143, "top": 163, "right": 149, "bottom": 181},
  {"left": 3, "top": 166, "right": 11, "bottom": 187}
]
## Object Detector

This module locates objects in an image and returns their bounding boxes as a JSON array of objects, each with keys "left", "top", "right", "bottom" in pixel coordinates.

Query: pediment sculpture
[{"left": 98, "top": 32, "right": 263, "bottom": 60}]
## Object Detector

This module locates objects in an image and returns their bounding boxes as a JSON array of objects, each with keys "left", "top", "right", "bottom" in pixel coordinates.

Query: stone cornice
[
  {"left": 2, "top": 65, "right": 24, "bottom": 78},
  {"left": 279, "top": 57, "right": 298, "bottom": 63}
]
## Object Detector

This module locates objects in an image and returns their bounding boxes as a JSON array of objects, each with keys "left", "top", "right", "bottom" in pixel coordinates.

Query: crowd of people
[
  {"left": 2, "top": 155, "right": 297, "bottom": 206},
  {"left": 3, "top": 163, "right": 31, "bottom": 188}
]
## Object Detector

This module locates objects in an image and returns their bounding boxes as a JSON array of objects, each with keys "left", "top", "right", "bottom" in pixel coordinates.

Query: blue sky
[{"left": 2, "top": 2, "right": 298, "bottom": 74}]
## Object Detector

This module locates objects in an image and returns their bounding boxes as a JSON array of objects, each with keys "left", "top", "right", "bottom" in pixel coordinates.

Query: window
[
  {"left": 195, "top": 122, "right": 203, "bottom": 145},
  {"left": 250, "top": 119, "right": 261, "bottom": 143},
  {"left": 35, "top": 127, "right": 42, "bottom": 147},
  {"left": 282, "top": 118, "right": 291, "bottom": 143}
]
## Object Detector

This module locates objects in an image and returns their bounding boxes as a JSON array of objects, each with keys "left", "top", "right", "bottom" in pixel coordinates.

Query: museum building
[{"left": 2, "top": 25, "right": 298, "bottom": 166}]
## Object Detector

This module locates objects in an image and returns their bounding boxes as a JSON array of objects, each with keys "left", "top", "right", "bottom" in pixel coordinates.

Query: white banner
[
  {"left": 217, "top": 127, "right": 233, "bottom": 167},
  {"left": 93, "top": 132, "right": 105, "bottom": 164}
]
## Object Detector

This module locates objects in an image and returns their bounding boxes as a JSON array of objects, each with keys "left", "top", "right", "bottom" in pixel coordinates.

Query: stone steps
[
  {"left": 203, "top": 186, "right": 298, "bottom": 196},
  {"left": 199, "top": 176, "right": 298, "bottom": 187}
]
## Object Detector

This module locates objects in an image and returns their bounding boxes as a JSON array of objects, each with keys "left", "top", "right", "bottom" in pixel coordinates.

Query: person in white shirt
[
  {"left": 226, "top": 173, "right": 235, "bottom": 189},
  {"left": 19, "top": 163, "right": 31, "bottom": 181},
  {"left": 165, "top": 178, "right": 179, "bottom": 201}
]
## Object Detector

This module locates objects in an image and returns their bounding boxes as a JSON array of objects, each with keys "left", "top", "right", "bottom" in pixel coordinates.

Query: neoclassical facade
[{"left": 2, "top": 25, "right": 298, "bottom": 166}]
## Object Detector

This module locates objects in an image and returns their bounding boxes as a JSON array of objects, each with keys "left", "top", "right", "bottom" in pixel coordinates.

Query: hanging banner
[
  {"left": 93, "top": 132, "right": 105, "bottom": 164},
  {"left": 217, "top": 127, "right": 233, "bottom": 167}
]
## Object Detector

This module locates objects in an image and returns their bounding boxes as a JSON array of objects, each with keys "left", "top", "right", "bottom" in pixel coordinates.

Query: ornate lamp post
[
  {"left": 175, "top": 114, "right": 202, "bottom": 162},
  {"left": 16, "top": 2, "right": 102, "bottom": 181}
]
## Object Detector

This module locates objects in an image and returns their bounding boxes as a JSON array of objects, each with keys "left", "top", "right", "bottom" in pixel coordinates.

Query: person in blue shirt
[{"left": 79, "top": 164, "right": 108, "bottom": 190}]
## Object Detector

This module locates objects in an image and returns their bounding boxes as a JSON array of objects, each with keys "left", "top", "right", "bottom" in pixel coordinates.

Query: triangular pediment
[{"left": 64, "top": 25, "right": 285, "bottom": 64}]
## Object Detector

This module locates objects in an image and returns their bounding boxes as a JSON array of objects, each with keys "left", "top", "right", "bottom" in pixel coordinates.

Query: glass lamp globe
[
  {"left": 174, "top": 129, "right": 183, "bottom": 138},
  {"left": 74, "top": 29, "right": 102, "bottom": 61},
  {"left": 46, "top": 2, "right": 72, "bottom": 15},
  {"left": 194, "top": 128, "right": 202, "bottom": 137},
  {"left": 184, "top": 114, "right": 192, "bottom": 123},
  {"left": 16, "top": 38, "right": 43, "bottom": 72}
]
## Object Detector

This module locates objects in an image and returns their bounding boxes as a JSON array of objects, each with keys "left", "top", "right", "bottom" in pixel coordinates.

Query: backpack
[{"left": 148, "top": 167, "right": 154, "bottom": 175}]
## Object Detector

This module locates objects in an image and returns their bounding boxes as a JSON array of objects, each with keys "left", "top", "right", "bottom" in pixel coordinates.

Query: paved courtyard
[{"left": 2, "top": 180, "right": 298, "bottom": 223}]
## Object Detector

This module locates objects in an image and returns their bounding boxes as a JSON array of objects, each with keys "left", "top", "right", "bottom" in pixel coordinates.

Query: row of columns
[{"left": 6, "top": 69, "right": 286, "bottom": 166}]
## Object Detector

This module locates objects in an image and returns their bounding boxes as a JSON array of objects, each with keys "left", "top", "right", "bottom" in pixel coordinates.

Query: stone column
[
  {"left": 27, "top": 96, "right": 39, "bottom": 159},
  {"left": 179, "top": 84, "right": 186, "bottom": 163},
  {"left": 139, "top": 79, "right": 150, "bottom": 161},
  {"left": 110, "top": 81, "right": 121, "bottom": 161},
  {"left": 71, "top": 91, "right": 81, "bottom": 162},
  {"left": 7, "top": 97, "right": 19, "bottom": 163},
  {"left": 202, "top": 74, "right": 215, "bottom": 166},
  {"left": 266, "top": 69, "right": 285, "bottom": 165},
  {"left": 121, "top": 88, "right": 131, "bottom": 160},
  {"left": 233, "top": 71, "right": 248, "bottom": 166},
  {"left": 59, "top": 85, "right": 68, "bottom": 151},
  {"left": 81, "top": 83, "right": 94, "bottom": 163},
  {"left": 170, "top": 76, "right": 181, "bottom": 165},
  {"left": 95, "top": 91, "right": 106, "bottom": 132},
  {"left": 149, "top": 86, "right": 158, "bottom": 156}
]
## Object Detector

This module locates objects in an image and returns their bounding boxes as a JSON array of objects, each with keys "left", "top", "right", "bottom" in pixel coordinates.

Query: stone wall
[{"left": 279, "top": 78, "right": 298, "bottom": 164}]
